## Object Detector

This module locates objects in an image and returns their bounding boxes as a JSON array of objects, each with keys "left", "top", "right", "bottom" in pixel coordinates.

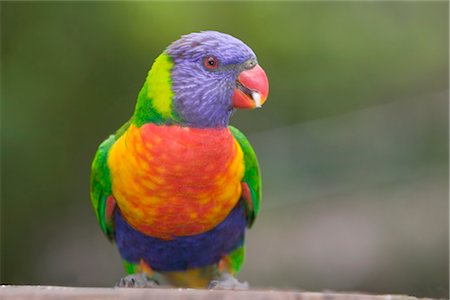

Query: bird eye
[{"left": 204, "top": 56, "right": 219, "bottom": 69}]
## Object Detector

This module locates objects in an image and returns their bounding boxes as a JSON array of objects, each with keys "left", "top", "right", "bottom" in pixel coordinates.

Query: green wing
[
  {"left": 229, "top": 126, "right": 261, "bottom": 227},
  {"left": 90, "top": 118, "right": 132, "bottom": 241}
]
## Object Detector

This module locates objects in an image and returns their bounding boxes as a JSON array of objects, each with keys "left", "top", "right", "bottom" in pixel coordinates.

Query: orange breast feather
[{"left": 107, "top": 123, "right": 245, "bottom": 239}]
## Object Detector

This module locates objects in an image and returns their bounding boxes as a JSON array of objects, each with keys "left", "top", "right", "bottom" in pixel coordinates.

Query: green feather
[
  {"left": 229, "top": 126, "right": 261, "bottom": 227},
  {"left": 90, "top": 121, "right": 132, "bottom": 241},
  {"left": 227, "top": 246, "right": 245, "bottom": 275},
  {"left": 133, "top": 53, "right": 180, "bottom": 127},
  {"left": 133, "top": 83, "right": 166, "bottom": 126}
]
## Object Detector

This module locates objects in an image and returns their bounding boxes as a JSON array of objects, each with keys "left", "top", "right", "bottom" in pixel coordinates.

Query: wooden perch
[{"left": 0, "top": 285, "right": 427, "bottom": 300}]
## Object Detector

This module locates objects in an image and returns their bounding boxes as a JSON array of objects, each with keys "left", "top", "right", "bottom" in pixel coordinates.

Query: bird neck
[{"left": 133, "top": 53, "right": 180, "bottom": 127}]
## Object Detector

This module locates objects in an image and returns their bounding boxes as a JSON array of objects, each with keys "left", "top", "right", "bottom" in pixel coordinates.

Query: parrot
[{"left": 90, "top": 31, "right": 269, "bottom": 289}]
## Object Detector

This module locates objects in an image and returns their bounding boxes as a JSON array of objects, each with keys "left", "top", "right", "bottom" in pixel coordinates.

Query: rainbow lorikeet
[{"left": 90, "top": 31, "right": 269, "bottom": 289}]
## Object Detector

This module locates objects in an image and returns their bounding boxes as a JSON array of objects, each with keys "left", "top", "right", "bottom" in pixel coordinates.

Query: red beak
[{"left": 232, "top": 64, "right": 269, "bottom": 109}]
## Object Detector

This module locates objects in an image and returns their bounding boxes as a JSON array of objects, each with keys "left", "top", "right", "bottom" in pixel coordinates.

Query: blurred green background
[{"left": 1, "top": 1, "right": 448, "bottom": 298}]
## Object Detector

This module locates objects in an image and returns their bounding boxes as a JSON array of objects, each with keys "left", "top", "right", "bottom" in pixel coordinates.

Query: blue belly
[{"left": 114, "top": 201, "right": 246, "bottom": 272}]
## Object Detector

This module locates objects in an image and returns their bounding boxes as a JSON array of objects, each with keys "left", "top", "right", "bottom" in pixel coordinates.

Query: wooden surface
[{"left": 0, "top": 286, "right": 428, "bottom": 300}]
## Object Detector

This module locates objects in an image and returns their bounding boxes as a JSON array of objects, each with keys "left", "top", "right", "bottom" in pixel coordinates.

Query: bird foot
[
  {"left": 208, "top": 272, "right": 249, "bottom": 290},
  {"left": 116, "top": 272, "right": 159, "bottom": 288}
]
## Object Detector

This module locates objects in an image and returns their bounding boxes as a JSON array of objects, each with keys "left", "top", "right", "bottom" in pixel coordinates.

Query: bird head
[{"left": 135, "top": 31, "right": 269, "bottom": 128}]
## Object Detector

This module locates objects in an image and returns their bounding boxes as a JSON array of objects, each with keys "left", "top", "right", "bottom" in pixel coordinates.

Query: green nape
[{"left": 133, "top": 53, "right": 180, "bottom": 127}]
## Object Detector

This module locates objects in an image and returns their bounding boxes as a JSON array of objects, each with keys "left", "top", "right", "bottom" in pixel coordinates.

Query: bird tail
[{"left": 162, "top": 266, "right": 214, "bottom": 288}]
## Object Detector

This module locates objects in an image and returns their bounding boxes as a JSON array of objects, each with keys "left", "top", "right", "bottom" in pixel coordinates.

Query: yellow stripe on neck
[{"left": 146, "top": 53, "right": 174, "bottom": 118}]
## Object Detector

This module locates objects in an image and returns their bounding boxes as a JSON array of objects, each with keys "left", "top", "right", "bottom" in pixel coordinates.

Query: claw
[
  {"left": 116, "top": 272, "right": 160, "bottom": 288},
  {"left": 208, "top": 272, "right": 249, "bottom": 290}
]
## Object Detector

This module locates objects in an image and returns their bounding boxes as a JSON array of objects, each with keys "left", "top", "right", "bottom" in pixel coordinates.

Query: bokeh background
[{"left": 1, "top": 1, "right": 448, "bottom": 298}]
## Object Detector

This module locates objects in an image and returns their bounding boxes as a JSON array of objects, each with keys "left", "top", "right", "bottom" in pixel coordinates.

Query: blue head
[{"left": 165, "top": 31, "right": 269, "bottom": 128}]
